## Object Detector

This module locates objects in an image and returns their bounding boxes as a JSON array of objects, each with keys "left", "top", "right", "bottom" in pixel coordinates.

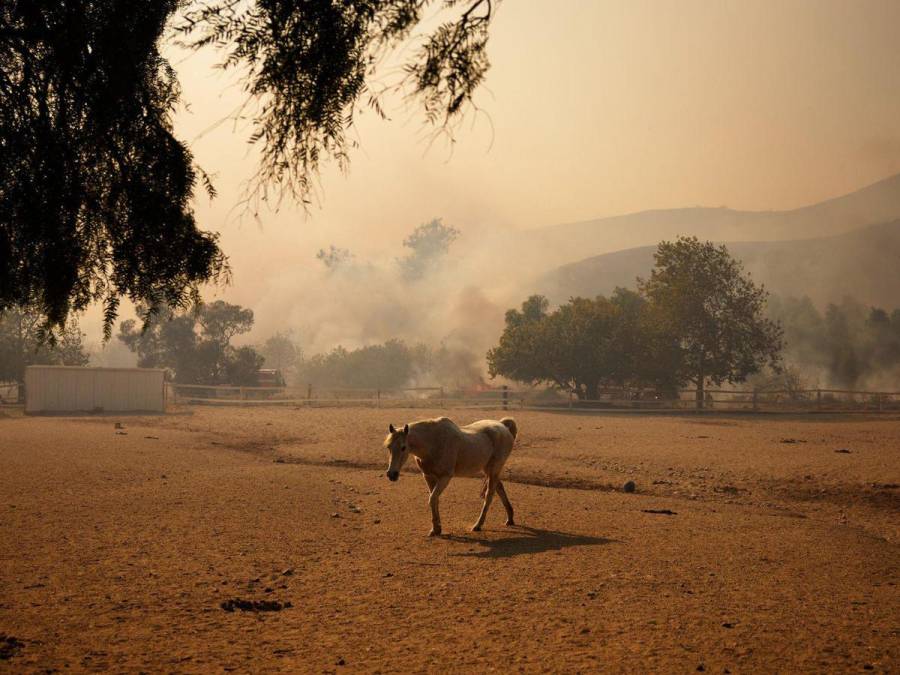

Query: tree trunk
[{"left": 695, "top": 376, "right": 704, "bottom": 410}]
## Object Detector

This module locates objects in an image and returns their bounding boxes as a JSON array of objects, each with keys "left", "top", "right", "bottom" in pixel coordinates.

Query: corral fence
[
  {"left": 0, "top": 381, "right": 19, "bottom": 405},
  {"left": 168, "top": 383, "right": 900, "bottom": 413}
]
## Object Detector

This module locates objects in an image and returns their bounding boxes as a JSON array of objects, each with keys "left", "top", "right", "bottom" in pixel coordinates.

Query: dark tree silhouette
[
  {"left": 176, "top": 0, "right": 497, "bottom": 204},
  {"left": 118, "top": 300, "right": 262, "bottom": 384},
  {"left": 397, "top": 218, "right": 460, "bottom": 280},
  {"left": 0, "top": 306, "right": 89, "bottom": 383},
  {"left": 1, "top": 1, "right": 498, "bottom": 334},
  {"left": 639, "top": 237, "right": 783, "bottom": 408},
  {"left": 487, "top": 292, "right": 681, "bottom": 400},
  {"left": 1, "top": 1, "right": 227, "bottom": 337}
]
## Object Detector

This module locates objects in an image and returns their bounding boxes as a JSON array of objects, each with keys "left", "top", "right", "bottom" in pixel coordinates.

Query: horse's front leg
[
  {"left": 472, "top": 474, "right": 498, "bottom": 532},
  {"left": 428, "top": 475, "right": 452, "bottom": 537}
]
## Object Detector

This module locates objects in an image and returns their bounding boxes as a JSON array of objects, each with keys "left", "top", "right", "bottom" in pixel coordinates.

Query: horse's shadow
[{"left": 445, "top": 525, "right": 615, "bottom": 559}]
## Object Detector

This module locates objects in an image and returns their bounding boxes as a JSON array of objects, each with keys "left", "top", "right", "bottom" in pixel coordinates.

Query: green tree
[
  {"left": 485, "top": 295, "right": 551, "bottom": 390},
  {"left": 259, "top": 331, "right": 302, "bottom": 379},
  {"left": 197, "top": 301, "right": 254, "bottom": 348},
  {"left": 766, "top": 294, "right": 900, "bottom": 389},
  {"left": 866, "top": 307, "right": 900, "bottom": 372},
  {"left": 298, "top": 339, "right": 414, "bottom": 390},
  {"left": 118, "top": 301, "right": 261, "bottom": 384},
  {"left": 0, "top": 307, "right": 89, "bottom": 383},
  {"left": 2, "top": 1, "right": 497, "bottom": 333},
  {"left": 397, "top": 218, "right": 461, "bottom": 280},
  {"left": 767, "top": 295, "right": 828, "bottom": 372},
  {"left": 822, "top": 299, "right": 860, "bottom": 388},
  {"left": 225, "top": 346, "right": 266, "bottom": 387},
  {"left": 607, "top": 288, "right": 681, "bottom": 396},
  {"left": 118, "top": 308, "right": 197, "bottom": 371},
  {"left": 639, "top": 237, "right": 783, "bottom": 408},
  {"left": 488, "top": 294, "right": 640, "bottom": 400},
  {"left": 1, "top": 2, "right": 226, "bottom": 335},
  {"left": 544, "top": 297, "right": 620, "bottom": 399}
]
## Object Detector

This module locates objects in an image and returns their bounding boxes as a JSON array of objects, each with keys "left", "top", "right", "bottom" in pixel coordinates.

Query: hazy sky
[
  {"left": 112, "top": 0, "right": 899, "bottom": 344},
  {"left": 175, "top": 0, "right": 900, "bottom": 237}
]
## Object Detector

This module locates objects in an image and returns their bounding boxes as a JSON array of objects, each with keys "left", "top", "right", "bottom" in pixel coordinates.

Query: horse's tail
[{"left": 500, "top": 417, "right": 518, "bottom": 440}]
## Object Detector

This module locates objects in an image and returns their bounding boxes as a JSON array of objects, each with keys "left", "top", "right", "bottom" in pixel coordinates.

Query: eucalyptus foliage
[
  {"left": 1, "top": 1, "right": 226, "bottom": 337},
  {"left": 177, "top": 0, "right": 496, "bottom": 204},
  {"left": 2, "top": 0, "right": 498, "bottom": 334}
]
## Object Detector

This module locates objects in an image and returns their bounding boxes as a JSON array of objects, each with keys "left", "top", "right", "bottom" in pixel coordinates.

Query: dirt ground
[{"left": 1, "top": 405, "right": 898, "bottom": 673}]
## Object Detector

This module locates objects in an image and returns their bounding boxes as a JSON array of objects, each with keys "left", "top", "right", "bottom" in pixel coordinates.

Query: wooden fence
[{"left": 168, "top": 383, "right": 900, "bottom": 413}]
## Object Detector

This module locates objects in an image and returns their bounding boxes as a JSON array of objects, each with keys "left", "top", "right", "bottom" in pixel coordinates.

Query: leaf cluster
[
  {"left": 0, "top": 306, "right": 89, "bottom": 382},
  {"left": 1, "top": 1, "right": 227, "bottom": 337},
  {"left": 176, "top": 0, "right": 498, "bottom": 206},
  {"left": 487, "top": 289, "right": 679, "bottom": 399},
  {"left": 638, "top": 237, "right": 783, "bottom": 387},
  {"left": 118, "top": 300, "right": 261, "bottom": 384}
]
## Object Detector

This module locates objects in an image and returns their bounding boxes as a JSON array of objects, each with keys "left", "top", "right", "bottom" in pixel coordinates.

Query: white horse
[{"left": 383, "top": 416, "right": 518, "bottom": 536}]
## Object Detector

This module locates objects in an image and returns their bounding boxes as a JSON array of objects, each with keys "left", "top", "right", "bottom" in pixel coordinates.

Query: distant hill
[
  {"left": 527, "top": 172, "right": 900, "bottom": 266},
  {"left": 537, "top": 220, "right": 900, "bottom": 309}
]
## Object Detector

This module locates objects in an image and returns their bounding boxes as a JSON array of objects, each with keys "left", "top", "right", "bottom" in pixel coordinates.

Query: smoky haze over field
[
  {"left": 91, "top": 2, "right": 900, "bottom": 389},
  {"left": 92, "top": 172, "right": 900, "bottom": 392}
]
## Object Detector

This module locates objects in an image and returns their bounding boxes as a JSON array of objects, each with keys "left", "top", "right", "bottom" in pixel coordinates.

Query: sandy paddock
[{"left": 1, "top": 405, "right": 898, "bottom": 672}]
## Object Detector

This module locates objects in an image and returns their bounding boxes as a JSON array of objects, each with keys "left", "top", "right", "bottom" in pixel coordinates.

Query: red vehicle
[{"left": 256, "top": 369, "right": 286, "bottom": 388}]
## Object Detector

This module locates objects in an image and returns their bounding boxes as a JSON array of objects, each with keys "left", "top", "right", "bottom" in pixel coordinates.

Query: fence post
[
  {"left": 440, "top": 386, "right": 444, "bottom": 408},
  {"left": 752, "top": 389, "right": 758, "bottom": 412},
  {"left": 816, "top": 389, "right": 821, "bottom": 411},
  {"left": 502, "top": 384, "right": 508, "bottom": 411},
  {"left": 239, "top": 386, "right": 245, "bottom": 402},
  {"left": 376, "top": 389, "right": 381, "bottom": 408},
  {"left": 307, "top": 383, "right": 312, "bottom": 407}
]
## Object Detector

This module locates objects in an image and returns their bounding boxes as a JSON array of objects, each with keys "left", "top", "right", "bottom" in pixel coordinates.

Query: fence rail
[
  {"left": 168, "top": 383, "right": 900, "bottom": 413},
  {"left": 0, "top": 382, "right": 19, "bottom": 404}
]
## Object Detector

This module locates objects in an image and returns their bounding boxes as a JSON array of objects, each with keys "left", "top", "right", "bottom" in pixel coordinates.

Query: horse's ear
[
  {"left": 403, "top": 424, "right": 409, "bottom": 434},
  {"left": 389, "top": 423, "right": 396, "bottom": 434}
]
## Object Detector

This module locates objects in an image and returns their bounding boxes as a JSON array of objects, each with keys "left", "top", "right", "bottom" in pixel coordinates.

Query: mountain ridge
[
  {"left": 527, "top": 172, "right": 900, "bottom": 266},
  {"left": 537, "top": 219, "right": 900, "bottom": 309}
]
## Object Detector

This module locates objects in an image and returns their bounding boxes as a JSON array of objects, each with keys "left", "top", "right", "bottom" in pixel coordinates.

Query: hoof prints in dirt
[
  {"left": 221, "top": 599, "right": 292, "bottom": 613},
  {"left": 642, "top": 509, "right": 677, "bottom": 515},
  {"left": 0, "top": 635, "right": 25, "bottom": 660}
]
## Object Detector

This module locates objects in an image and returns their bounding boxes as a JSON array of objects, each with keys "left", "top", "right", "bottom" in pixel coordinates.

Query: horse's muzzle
[{"left": 386, "top": 470, "right": 399, "bottom": 482}]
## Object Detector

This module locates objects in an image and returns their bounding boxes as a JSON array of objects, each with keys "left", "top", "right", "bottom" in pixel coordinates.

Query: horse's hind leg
[
  {"left": 428, "top": 475, "right": 451, "bottom": 537},
  {"left": 496, "top": 481, "right": 515, "bottom": 526},
  {"left": 472, "top": 474, "right": 497, "bottom": 532}
]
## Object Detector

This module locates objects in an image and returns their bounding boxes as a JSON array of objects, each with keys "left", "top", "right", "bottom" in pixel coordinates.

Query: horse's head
[{"left": 383, "top": 423, "right": 410, "bottom": 481}]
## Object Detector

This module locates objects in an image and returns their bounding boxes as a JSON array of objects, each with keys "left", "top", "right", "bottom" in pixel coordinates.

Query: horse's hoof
[
  {"left": 505, "top": 519, "right": 515, "bottom": 527},
  {"left": 471, "top": 525, "right": 482, "bottom": 532},
  {"left": 428, "top": 527, "right": 441, "bottom": 537}
]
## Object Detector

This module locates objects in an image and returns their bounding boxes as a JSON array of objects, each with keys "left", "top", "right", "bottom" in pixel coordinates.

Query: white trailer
[{"left": 25, "top": 366, "right": 165, "bottom": 413}]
